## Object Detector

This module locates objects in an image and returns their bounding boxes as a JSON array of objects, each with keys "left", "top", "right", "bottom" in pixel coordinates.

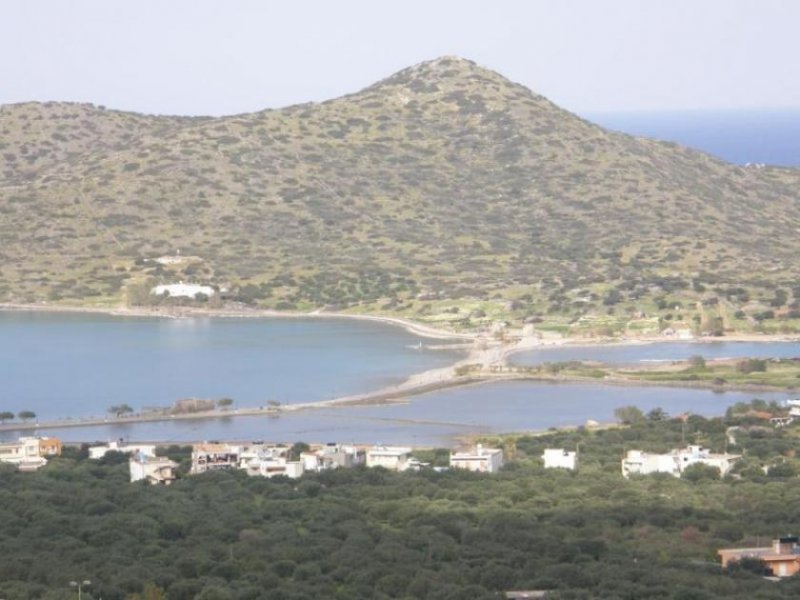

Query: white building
[
  {"left": 450, "top": 445, "right": 504, "bottom": 474},
  {"left": 151, "top": 281, "right": 215, "bottom": 299},
  {"left": 301, "top": 443, "right": 365, "bottom": 472},
  {"left": 403, "top": 457, "right": 430, "bottom": 472},
  {"left": 236, "top": 444, "right": 305, "bottom": 479},
  {"left": 366, "top": 446, "right": 412, "bottom": 471},
  {"left": 542, "top": 448, "right": 578, "bottom": 471},
  {"left": 245, "top": 456, "right": 305, "bottom": 479},
  {"left": 621, "top": 445, "right": 739, "bottom": 478},
  {"left": 190, "top": 442, "right": 309, "bottom": 479},
  {"left": 787, "top": 400, "right": 800, "bottom": 418},
  {"left": 191, "top": 443, "right": 243, "bottom": 474},
  {"left": 0, "top": 437, "right": 61, "bottom": 471},
  {"left": 89, "top": 441, "right": 157, "bottom": 460},
  {"left": 129, "top": 453, "right": 178, "bottom": 485}
]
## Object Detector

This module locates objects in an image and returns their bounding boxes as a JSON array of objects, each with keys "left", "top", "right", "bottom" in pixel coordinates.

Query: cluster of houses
[
  {"left": 0, "top": 435, "right": 744, "bottom": 484},
  {"left": 621, "top": 444, "right": 740, "bottom": 478},
  {"left": 114, "top": 442, "right": 516, "bottom": 485},
  {"left": 0, "top": 436, "right": 62, "bottom": 471},
  {"left": 77, "top": 439, "right": 577, "bottom": 484}
]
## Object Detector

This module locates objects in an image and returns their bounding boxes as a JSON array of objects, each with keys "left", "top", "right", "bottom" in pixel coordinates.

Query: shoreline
[
  {"left": 1, "top": 368, "right": 793, "bottom": 438},
  {"left": 1, "top": 302, "right": 799, "bottom": 441},
  {"left": 4, "top": 301, "right": 800, "bottom": 347},
  {"left": 0, "top": 302, "right": 474, "bottom": 341}
]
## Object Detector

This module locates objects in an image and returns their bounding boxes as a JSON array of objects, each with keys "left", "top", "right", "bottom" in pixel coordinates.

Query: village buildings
[
  {"left": 151, "top": 281, "right": 215, "bottom": 299},
  {"left": 621, "top": 445, "right": 740, "bottom": 478},
  {"left": 450, "top": 445, "right": 504, "bottom": 473},
  {"left": 718, "top": 536, "right": 800, "bottom": 577},
  {"left": 190, "top": 442, "right": 368, "bottom": 479},
  {"left": 129, "top": 452, "right": 178, "bottom": 485},
  {"left": 191, "top": 443, "right": 242, "bottom": 474},
  {"left": 542, "top": 448, "right": 578, "bottom": 471},
  {"left": 89, "top": 441, "right": 157, "bottom": 460},
  {"left": 365, "top": 446, "right": 413, "bottom": 471},
  {"left": 301, "top": 443, "right": 365, "bottom": 472},
  {"left": 0, "top": 436, "right": 61, "bottom": 471}
]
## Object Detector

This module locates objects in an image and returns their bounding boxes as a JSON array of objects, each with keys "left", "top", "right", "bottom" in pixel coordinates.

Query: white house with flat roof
[
  {"left": 0, "top": 437, "right": 61, "bottom": 471},
  {"left": 622, "top": 445, "right": 739, "bottom": 478},
  {"left": 542, "top": 448, "right": 578, "bottom": 471},
  {"left": 130, "top": 453, "right": 178, "bottom": 485},
  {"left": 89, "top": 441, "right": 157, "bottom": 460},
  {"left": 450, "top": 445, "right": 504, "bottom": 473},
  {"left": 151, "top": 281, "right": 215, "bottom": 298},
  {"left": 301, "top": 443, "right": 365, "bottom": 472},
  {"left": 366, "top": 446, "right": 412, "bottom": 471},
  {"left": 245, "top": 456, "right": 304, "bottom": 479}
]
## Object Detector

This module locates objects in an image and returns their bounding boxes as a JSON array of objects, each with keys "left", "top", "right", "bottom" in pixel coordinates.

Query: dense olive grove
[{"left": 3, "top": 405, "right": 800, "bottom": 599}]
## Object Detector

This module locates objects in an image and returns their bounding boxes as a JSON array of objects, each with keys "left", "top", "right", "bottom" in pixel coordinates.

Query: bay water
[{"left": 0, "top": 312, "right": 793, "bottom": 446}]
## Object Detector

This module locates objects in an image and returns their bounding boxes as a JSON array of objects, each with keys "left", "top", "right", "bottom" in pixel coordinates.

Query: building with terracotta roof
[{"left": 718, "top": 536, "right": 800, "bottom": 577}]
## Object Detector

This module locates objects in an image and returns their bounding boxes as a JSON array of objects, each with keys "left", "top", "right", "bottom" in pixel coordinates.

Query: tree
[
  {"left": 646, "top": 407, "right": 668, "bottom": 422},
  {"left": 736, "top": 359, "right": 767, "bottom": 374},
  {"left": 130, "top": 583, "right": 167, "bottom": 600},
  {"left": 125, "top": 280, "right": 156, "bottom": 307},
  {"left": 17, "top": 410, "right": 36, "bottom": 422},
  {"left": 216, "top": 398, "right": 234, "bottom": 409},
  {"left": 603, "top": 289, "right": 622, "bottom": 306},
  {"left": 288, "top": 441, "right": 310, "bottom": 460},
  {"left": 614, "top": 405, "right": 645, "bottom": 425},
  {"left": 700, "top": 316, "right": 725, "bottom": 336},
  {"left": 681, "top": 463, "right": 720, "bottom": 482},
  {"left": 767, "top": 462, "right": 797, "bottom": 478},
  {"left": 725, "top": 557, "right": 772, "bottom": 577},
  {"left": 0, "top": 411, "right": 14, "bottom": 423},
  {"left": 688, "top": 355, "right": 706, "bottom": 369},
  {"left": 109, "top": 404, "right": 134, "bottom": 417}
]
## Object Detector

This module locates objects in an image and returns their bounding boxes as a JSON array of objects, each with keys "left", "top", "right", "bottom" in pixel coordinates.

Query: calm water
[
  {"left": 0, "top": 312, "right": 463, "bottom": 419},
  {"left": 588, "top": 109, "right": 800, "bottom": 167},
  {"left": 1, "top": 313, "right": 796, "bottom": 446},
  {"left": 510, "top": 341, "right": 800, "bottom": 367},
  {"left": 8, "top": 381, "right": 791, "bottom": 446}
]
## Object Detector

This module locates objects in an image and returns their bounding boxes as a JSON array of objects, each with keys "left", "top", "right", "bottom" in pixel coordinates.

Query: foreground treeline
[{"left": 4, "top": 406, "right": 800, "bottom": 599}]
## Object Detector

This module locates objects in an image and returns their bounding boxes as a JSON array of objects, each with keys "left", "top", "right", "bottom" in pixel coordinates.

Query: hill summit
[{"left": 1, "top": 56, "right": 799, "bottom": 334}]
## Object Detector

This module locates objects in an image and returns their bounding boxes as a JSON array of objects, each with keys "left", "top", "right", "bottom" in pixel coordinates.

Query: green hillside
[{"left": 2, "top": 56, "right": 799, "bottom": 333}]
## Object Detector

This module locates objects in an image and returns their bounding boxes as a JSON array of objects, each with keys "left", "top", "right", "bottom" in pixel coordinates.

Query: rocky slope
[{"left": 1, "top": 56, "right": 799, "bottom": 330}]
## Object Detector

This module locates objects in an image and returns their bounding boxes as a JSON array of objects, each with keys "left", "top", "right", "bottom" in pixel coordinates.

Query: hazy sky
[{"left": 1, "top": 0, "right": 798, "bottom": 116}]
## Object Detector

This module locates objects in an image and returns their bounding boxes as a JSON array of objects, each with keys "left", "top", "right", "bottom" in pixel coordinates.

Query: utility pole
[{"left": 69, "top": 580, "right": 91, "bottom": 600}]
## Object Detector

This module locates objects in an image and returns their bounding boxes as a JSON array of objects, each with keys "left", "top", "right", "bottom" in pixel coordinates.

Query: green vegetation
[
  {"left": 1, "top": 57, "right": 799, "bottom": 333},
  {"left": 108, "top": 404, "right": 134, "bottom": 417},
  {"left": 477, "top": 356, "right": 800, "bottom": 392},
  {"left": 619, "top": 357, "right": 800, "bottom": 389},
  {"left": 4, "top": 404, "right": 800, "bottom": 598}
]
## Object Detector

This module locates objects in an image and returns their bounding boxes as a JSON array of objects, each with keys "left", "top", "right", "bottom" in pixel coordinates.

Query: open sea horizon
[{"left": 586, "top": 108, "right": 800, "bottom": 167}]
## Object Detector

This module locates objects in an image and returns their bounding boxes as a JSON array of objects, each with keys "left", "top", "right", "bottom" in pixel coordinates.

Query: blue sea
[
  {"left": 0, "top": 312, "right": 463, "bottom": 420},
  {"left": 0, "top": 313, "right": 795, "bottom": 445},
  {"left": 587, "top": 109, "right": 800, "bottom": 167}
]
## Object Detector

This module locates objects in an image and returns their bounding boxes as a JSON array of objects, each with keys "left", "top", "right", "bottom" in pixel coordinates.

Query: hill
[{"left": 2, "top": 56, "right": 800, "bottom": 334}]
